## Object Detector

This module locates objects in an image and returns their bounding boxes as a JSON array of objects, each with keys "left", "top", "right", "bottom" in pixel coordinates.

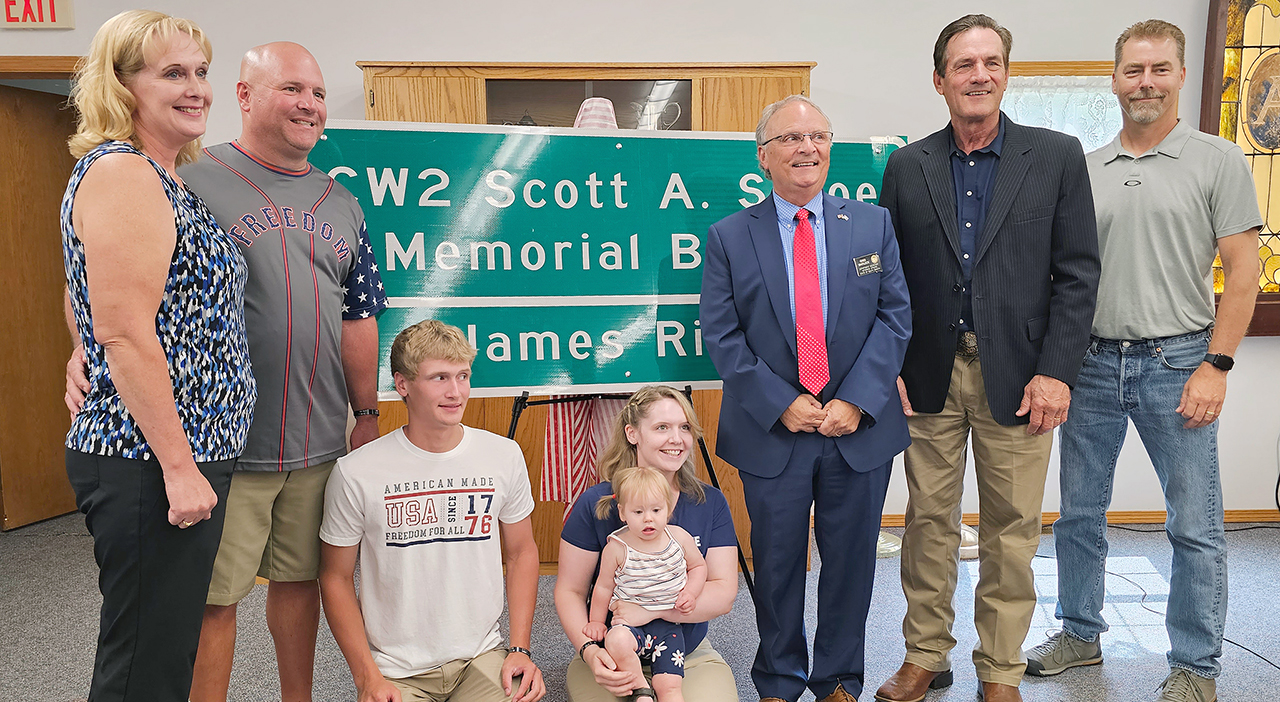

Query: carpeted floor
[{"left": 3, "top": 514, "right": 1278, "bottom": 701}]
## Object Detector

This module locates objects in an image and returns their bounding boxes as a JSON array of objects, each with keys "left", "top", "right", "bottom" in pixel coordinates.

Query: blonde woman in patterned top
[
  {"left": 60, "top": 10, "right": 254, "bottom": 702},
  {"left": 583, "top": 465, "right": 707, "bottom": 702}
]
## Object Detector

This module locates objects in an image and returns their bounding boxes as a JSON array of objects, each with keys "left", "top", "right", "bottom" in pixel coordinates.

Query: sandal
[{"left": 627, "top": 686, "right": 657, "bottom": 702}]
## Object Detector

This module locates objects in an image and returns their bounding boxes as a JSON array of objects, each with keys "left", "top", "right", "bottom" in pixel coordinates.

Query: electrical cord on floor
[
  {"left": 1275, "top": 430, "right": 1280, "bottom": 515},
  {"left": 1107, "top": 524, "right": 1280, "bottom": 533},
  {"left": 1032, "top": 549, "right": 1280, "bottom": 672},
  {"left": 1104, "top": 567, "right": 1280, "bottom": 673}
]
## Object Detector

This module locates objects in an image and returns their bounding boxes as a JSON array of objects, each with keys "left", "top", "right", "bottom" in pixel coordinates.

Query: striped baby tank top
[{"left": 609, "top": 526, "right": 688, "bottom": 611}]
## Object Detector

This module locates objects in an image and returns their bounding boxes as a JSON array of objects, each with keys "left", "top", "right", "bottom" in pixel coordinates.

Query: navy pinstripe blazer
[{"left": 880, "top": 117, "right": 1100, "bottom": 425}]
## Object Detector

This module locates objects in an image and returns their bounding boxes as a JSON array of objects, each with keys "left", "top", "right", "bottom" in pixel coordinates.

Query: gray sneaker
[
  {"left": 1155, "top": 669, "right": 1216, "bottom": 702},
  {"left": 1023, "top": 631, "right": 1103, "bottom": 676}
]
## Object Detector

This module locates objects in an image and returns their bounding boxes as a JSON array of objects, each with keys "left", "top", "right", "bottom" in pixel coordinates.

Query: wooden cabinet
[
  {"left": 359, "top": 61, "right": 814, "bottom": 569},
  {"left": 359, "top": 61, "right": 812, "bottom": 129}
]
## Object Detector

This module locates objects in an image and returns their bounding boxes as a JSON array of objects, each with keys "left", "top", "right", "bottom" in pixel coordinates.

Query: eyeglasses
[{"left": 761, "top": 131, "right": 834, "bottom": 147}]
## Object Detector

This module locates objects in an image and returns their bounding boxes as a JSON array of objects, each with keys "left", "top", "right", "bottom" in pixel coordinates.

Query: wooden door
[
  {"left": 365, "top": 72, "right": 485, "bottom": 123},
  {"left": 700, "top": 76, "right": 807, "bottom": 131},
  {"left": 0, "top": 83, "right": 78, "bottom": 529}
]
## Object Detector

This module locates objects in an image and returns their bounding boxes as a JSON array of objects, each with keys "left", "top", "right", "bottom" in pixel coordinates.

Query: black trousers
[{"left": 66, "top": 449, "right": 234, "bottom": 702}]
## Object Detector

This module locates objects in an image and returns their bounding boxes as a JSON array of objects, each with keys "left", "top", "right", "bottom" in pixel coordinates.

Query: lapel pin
[{"left": 837, "top": 213, "right": 849, "bottom": 220}]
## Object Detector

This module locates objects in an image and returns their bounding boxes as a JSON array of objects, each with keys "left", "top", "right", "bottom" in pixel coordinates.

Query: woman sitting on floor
[{"left": 555, "top": 385, "right": 740, "bottom": 701}]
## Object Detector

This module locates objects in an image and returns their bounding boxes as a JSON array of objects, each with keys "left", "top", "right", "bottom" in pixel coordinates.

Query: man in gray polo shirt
[{"left": 1024, "top": 20, "right": 1261, "bottom": 702}]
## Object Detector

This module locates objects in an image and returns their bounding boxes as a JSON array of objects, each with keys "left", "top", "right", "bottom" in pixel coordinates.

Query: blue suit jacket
[{"left": 700, "top": 193, "right": 912, "bottom": 479}]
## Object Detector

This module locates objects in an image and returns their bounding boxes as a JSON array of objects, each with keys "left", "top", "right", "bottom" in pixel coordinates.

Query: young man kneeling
[{"left": 319, "top": 320, "right": 545, "bottom": 702}]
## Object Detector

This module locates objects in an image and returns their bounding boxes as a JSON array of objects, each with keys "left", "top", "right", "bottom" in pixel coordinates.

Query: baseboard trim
[
  {"left": 534, "top": 509, "right": 1280, "bottom": 574},
  {"left": 879, "top": 509, "right": 1280, "bottom": 528}
]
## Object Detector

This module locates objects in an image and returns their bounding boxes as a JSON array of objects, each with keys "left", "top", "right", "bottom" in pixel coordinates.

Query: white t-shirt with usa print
[{"left": 320, "top": 425, "right": 534, "bottom": 677}]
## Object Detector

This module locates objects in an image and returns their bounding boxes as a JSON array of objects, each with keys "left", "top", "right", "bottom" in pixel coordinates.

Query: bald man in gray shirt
[{"left": 185, "top": 42, "right": 387, "bottom": 702}]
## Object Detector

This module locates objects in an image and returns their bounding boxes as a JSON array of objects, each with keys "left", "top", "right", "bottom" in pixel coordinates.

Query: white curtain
[{"left": 1002, "top": 75, "right": 1122, "bottom": 153}]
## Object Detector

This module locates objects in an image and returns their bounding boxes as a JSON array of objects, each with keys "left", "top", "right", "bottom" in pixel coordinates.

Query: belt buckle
[{"left": 957, "top": 330, "right": 979, "bottom": 358}]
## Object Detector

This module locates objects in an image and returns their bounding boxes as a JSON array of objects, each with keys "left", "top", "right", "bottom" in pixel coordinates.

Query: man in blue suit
[{"left": 700, "top": 95, "right": 912, "bottom": 702}]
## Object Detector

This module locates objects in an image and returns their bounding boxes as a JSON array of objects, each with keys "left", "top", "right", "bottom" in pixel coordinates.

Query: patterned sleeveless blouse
[
  {"left": 61, "top": 141, "right": 256, "bottom": 462},
  {"left": 609, "top": 526, "right": 688, "bottom": 611}
]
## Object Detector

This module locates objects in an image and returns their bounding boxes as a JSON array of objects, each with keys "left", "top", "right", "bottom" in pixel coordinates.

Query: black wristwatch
[
  {"left": 1203, "top": 353, "right": 1235, "bottom": 371},
  {"left": 353, "top": 408, "right": 380, "bottom": 418}
]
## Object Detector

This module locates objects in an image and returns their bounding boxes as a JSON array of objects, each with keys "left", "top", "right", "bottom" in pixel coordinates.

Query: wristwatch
[
  {"left": 1203, "top": 353, "right": 1235, "bottom": 371},
  {"left": 353, "top": 408, "right": 380, "bottom": 418}
]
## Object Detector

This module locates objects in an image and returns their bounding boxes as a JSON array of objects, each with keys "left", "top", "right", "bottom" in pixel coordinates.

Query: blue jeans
[{"left": 1053, "top": 329, "right": 1227, "bottom": 677}]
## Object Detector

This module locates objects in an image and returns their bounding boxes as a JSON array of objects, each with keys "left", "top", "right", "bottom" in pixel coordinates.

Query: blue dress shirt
[{"left": 949, "top": 115, "right": 1005, "bottom": 332}]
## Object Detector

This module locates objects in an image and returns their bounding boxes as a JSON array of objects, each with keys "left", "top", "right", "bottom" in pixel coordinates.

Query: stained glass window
[{"left": 1217, "top": 0, "right": 1280, "bottom": 293}]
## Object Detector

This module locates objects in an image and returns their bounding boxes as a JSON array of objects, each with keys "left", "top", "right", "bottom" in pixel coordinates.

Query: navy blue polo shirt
[{"left": 950, "top": 115, "right": 1005, "bottom": 332}]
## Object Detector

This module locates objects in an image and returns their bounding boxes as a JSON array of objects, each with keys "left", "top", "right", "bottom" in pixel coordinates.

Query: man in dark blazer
[
  {"left": 872, "top": 15, "right": 1099, "bottom": 702},
  {"left": 701, "top": 95, "right": 911, "bottom": 702}
]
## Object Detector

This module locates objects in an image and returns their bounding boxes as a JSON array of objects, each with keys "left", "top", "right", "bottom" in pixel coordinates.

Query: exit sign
[{"left": 4, "top": 0, "right": 73, "bottom": 28}]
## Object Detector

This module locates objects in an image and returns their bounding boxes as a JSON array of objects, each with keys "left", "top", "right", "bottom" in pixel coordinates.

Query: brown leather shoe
[
  {"left": 978, "top": 682, "right": 1023, "bottom": 702},
  {"left": 874, "top": 662, "right": 954, "bottom": 702},
  {"left": 819, "top": 686, "right": 858, "bottom": 702}
]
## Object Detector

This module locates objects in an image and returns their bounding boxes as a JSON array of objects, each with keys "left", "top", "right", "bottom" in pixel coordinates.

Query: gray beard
[{"left": 1125, "top": 94, "right": 1167, "bottom": 124}]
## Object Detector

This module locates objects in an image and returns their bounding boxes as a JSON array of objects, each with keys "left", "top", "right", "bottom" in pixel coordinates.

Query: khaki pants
[
  {"left": 389, "top": 648, "right": 514, "bottom": 702},
  {"left": 565, "top": 639, "right": 737, "bottom": 702},
  {"left": 900, "top": 354, "right": 1052, "bottom": 686}
]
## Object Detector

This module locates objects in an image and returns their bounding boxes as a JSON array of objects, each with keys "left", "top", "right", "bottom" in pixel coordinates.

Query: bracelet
[
  {"left": 579, "top": 640, "right": 601, "bottom": 660},
  {"left": 509, "top": 645, "right": 532, "bottom": 658},
  {"left": 352, "top": 408, "right": 379, "bottom": 417}
]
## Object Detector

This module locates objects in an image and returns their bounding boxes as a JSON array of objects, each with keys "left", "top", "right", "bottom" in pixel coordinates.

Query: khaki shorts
[
  {"left": 389, "top": 648, "right": 511, "bottom": 702},
  {"left": 206, "top": 460, "right": 336, "bottom": 606}
]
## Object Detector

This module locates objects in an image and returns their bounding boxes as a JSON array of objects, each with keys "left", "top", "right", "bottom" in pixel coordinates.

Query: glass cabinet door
[{"left": 486, "top": 79, "right": 692, "bottom": 130}]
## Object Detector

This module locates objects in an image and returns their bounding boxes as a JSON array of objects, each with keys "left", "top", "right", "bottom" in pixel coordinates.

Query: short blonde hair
[
  {"left": 390, "top": 319, "right": 477, "bottom": 380},
  {"left": 1115, "top": 19, "right": 1186, "bottom": 68},
  {"left": 596, "top": 385, "right": 706, "bottom": 504},
  {"left": 595, "top": 465, "right": 676, "bottom": 519},
  {"left": 69, "top": 9, "right": 212, "bottom": 164}
]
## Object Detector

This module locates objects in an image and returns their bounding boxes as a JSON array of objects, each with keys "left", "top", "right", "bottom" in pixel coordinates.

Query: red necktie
[{"left": 793, "top": 208, "right": 829, "bottom": 396}]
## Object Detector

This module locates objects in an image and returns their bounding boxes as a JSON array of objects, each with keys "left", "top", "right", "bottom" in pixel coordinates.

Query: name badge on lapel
[{"left": 854, "top": 253, "right": 883, "bottom": 277}]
